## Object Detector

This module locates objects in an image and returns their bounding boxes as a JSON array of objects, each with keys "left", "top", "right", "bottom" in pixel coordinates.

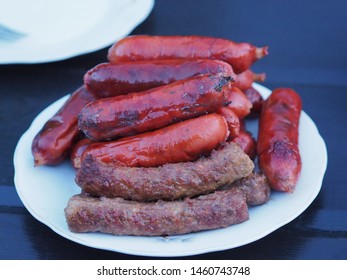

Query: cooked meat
[
  {"left": 219, "top": 171, "right": 271, "bottom": 205},
  {"left": 65, "top": 188, "right": 248, "bottom": 236},
  {"left": 75, "top": 142, "right": 254, "bottom": 201}
]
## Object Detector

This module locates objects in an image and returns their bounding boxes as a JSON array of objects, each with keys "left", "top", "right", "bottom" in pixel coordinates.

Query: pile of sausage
[{"left": 31, "top": 35, "right": 302, "bottom": 236}]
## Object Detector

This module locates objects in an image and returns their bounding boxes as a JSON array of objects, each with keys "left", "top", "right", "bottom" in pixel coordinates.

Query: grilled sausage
[
  {"left": 232, "top": 130, "right": 257, "bottom": 160},
  {"left": 78, "top": 74, "right": 232, "bottom": 141},
  {"left": 217, "top": 107, "right": 240, "bottom": 140},
  {"left": 65, "top": 188, "right": 248, "bottom": 236},
  {"left": 257, "top": 88, "right": 302, "bottom": 192},
  {"left": 225, "top": 86, "right": 252, "bottom": 119},
  {"left": 107, "top": 35, "right": 268, "bottom": 74},
  {"left": 80, "top": 113, "right": 229, "bottom": 168},
  {"left": 243, "top": 86, "right": 264, "bottom": 118},
  {"left": 234, "top": 70, "right": 266, "bottom": 91},
  {"left": 32, "top": 86, "right": 96, "bottom": 166},
  {"left": 84, "top": 59, "right": 236, "bottom": 98}
]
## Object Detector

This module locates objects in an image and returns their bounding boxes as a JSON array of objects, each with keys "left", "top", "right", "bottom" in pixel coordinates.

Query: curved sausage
[
  {"left": 243, "top": 86, "right": 264, "bottom": 118},
  {"left": 234, "top": 70, "right": 266, "bottom": 91},
  {"left": 232, "top": 130, "right": 257, "bottom": 160},
  {"left": 257, "top": 88, "right": 302, "bottom": 192},
  {"left": 217, "top": 107, "right": 240, "bottom": 140},
  {"left": 84, "top": 59, "right": 236, "bottom": 98},
  {"left": 225, "top": 86, "right": 252, "bottom": 119},
  {"left": 107, "top": 35, "right": 269, "bottom": 74},
  {"left": 81, "top": 113, "right": 229, "bottom": 168},
  {"left": 31, "top": 86, "right": 96, "bottom": 166},
  {"left": 79, "top": 73, "right": 232, "bottom": 141}
]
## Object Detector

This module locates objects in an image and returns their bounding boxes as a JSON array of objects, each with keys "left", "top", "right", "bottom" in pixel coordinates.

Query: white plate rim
[
  {"left": 13, "top": 83, "right": 328, "bottom": 257},
  {"left": 0, "top": 0, "right": 154, "bottom": 64}
]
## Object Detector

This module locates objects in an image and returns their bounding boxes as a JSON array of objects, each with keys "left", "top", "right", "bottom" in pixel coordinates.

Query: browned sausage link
[
  {"left": 76, "top": 141, "right": 254, "bottom": 202},
  {"left": 217, "top": 107, "right": 240, "bottom": 140},
  {"left": 80, "top": 113, "right": 229, "bottom": 168},
  {"left": 65, "top": 188, "right": 249, "bottom": 236},
  {"left": 225, "top": 86, "right": 252, "bottom": 119},
  {"left": 243, "top": 86, "right": 264, "bottom": 118},
  {"left": 218, "top": 171, "right": 271, "bottom": 206},
  {"left": 79, "top": 73, "right": 232, "bottom": 141},
  {"left": 257, "top": 88, "right": 302, "bottom": 192},
  {"left": 84, "top": 59, "right": 236, "bottom": 98},
  {"left": 107, "top": 35, "right": 269, "bottom": 74},
  {"left": 31, "top": 86, "right": 96, "bottom": 166},
  {"left": 232, "top": 130, "right": 257, "bottom": 160},
  {"left": 234, "top": 70, "right": 266, "bottom": 91}
]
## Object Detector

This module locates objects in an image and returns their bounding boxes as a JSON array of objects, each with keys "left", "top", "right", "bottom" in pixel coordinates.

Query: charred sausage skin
[{"left": 257, "top": 88, "right": 302, "bottom": 192}]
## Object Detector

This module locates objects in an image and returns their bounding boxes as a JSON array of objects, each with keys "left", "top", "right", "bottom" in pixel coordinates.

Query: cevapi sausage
[
  {"left": 65, "top": 188, "right": 248, "bottom": 236},
  {"left": 257, "top": 88, "right": 302, "bottom": 192},
  {"left": 81, "top": 113, "right": 229, "bottom": 168},
  {"left": 76, "top": 142, "right": 253, "bottom": 201},
  {"left": 84, "top": 59, "right": 236, "bottom": 98},
  {"left": 107, "top": 35, "right": 268, "bottom": 74},
  {"left": 78, "top": 74, "right": 232, "bottom": 141},
  {"left": 32, "top": 86, "right": 96, "bottom": 166}
]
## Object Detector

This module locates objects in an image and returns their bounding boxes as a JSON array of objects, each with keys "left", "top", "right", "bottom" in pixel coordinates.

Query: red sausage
[
  {"left": 217, "top": 107, "right": 240, "bottom": 140},
  {"left": 82, "top": 113, "right": 229, "bottom": 168},
  {"left": 257, "top": 88, "right": 302, "bottom": 192},
  {"left": 234, "top": 70, "right": 266, "bottom": 91},
  {"left": 84, "top": 59, "right": 236, "bottom": 98},
  {"left": 32, "top": 86, "right": 96, "bottom": 166},
  {"left": 79, "top": 74, "right": 232, "bottom": 141},
  {"left": 243, "top": 86, "right": 264, "bottom": 118},
  {"left": 107, "top": 35, "right": 268, "bottom": 74},
  {"left": 232, "top": 130, "right": 257, "bottom": 160},
  {"left": 70, "top": 138, "right": 93, "bottom": 169},
  {"left": 225, "top": 86, "right": 252, "bottom": 119}
]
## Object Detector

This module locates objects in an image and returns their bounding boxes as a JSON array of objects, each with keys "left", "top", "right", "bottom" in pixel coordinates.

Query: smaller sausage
[
  {"left": 232, "top": 130, "right": 257, "bottom": 160},
  {"left": 84, "top": 59, "right": 236, "bottom": 98},
  {"left": 31, "top": 86, "right": 96, "bottom": 166},
  {"left": 70, "top": 138, "right": 93, "bottom": 169},
  {"left": 243, "top": 86, "right": 264, "bottom": 118},
  {"left": 79, "top": 73, "right": 232, "bottom": 141},
  {"left": 82, "top": 113, "right": 229, "bottom": 168},
  {"left": 234, "top": 70, "right": 266, "bottom": 91},
  {"left": 217, "top": 107, "right": 240, "bottom": 140},
  {"left": 225, "top": 86, "right": 252, "bottom": 119}
]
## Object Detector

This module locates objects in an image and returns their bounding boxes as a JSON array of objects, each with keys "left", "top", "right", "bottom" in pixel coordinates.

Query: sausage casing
[
  {"left": 84, "top": 59, "right": 236, "bottom": 98},
  {"left": 81, "top": 113, "right": 229, "bottom": 168},
  {"left": 257, "top": 88, "right": 302, "bottom": 192},
  {"left": 31, "top": 86, "right": 96, "bottom": 166},
  {"left": 79, "top": 73, "right": 232, "bottom": 141},
  {"left": 107, "top": 35, "right": 268, "bottom": 74}
]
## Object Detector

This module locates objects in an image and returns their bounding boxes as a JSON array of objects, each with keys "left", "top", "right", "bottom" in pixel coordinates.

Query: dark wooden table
[{"left": 1, "top": 0, "right": 346, "bottom": 259}]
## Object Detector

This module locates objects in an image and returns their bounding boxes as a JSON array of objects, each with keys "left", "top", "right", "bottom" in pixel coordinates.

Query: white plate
[
  {"left": 13, "top": 83, "right": 328, "bottom": 257},
  {"left": 0, "top": 0, "right": 154, "bottom": 64}
]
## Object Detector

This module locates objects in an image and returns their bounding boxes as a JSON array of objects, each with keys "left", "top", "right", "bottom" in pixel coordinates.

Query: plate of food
[
  {"left": 13, "top": 35, "right": 327, "bottom": 257},
  {"left": 0, "top": 0, "right": 154, "bottom": 63}
]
